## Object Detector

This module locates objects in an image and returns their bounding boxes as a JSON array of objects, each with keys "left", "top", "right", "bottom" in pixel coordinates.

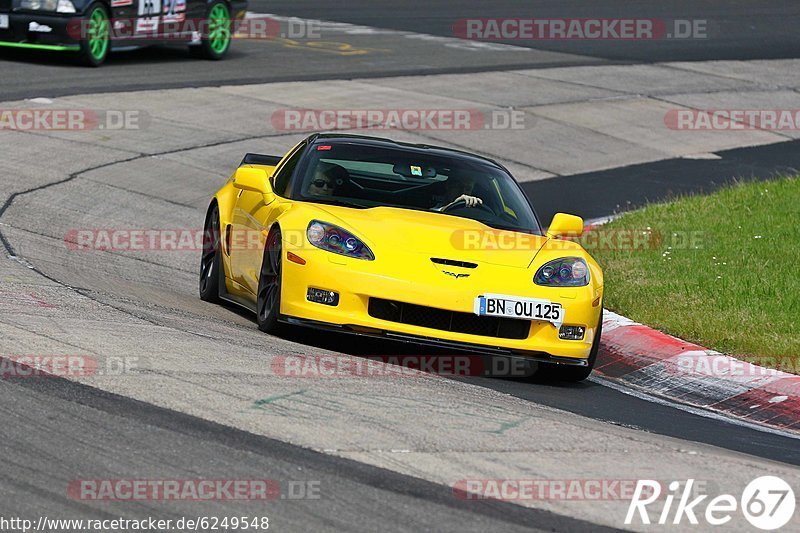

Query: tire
[
  {"left": 199, "top": 205, "right": 222, "bottom": 302},
  {"left": 189, "top": 1, "right": 232, "bottom": 60},
  {"left": 77, "top": 3, "right": 110, "bottom": 67},
  {"left": 256, "top": 228, "right": 285, "bottom": 334},
  {"left": 542, "top": 309, "right": 603, "bottom": 382}
]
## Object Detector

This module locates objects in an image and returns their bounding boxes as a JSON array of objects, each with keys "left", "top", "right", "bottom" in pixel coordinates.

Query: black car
[{"left": 0, "top": 0, "right": 247, "bottom": 66}]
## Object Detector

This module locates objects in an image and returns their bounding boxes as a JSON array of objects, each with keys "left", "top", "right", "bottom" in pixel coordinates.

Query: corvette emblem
[{"left": 442, "top": 271, "right": 469, "bottom": 279}]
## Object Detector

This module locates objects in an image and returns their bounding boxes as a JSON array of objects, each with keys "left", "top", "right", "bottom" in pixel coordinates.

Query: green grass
[{"left": 591, "top": 176, "right": 800, "bottom": 372}]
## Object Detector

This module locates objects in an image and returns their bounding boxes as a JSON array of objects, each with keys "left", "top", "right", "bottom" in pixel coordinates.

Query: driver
[
  {"left": 434, "top": 174, "right": 483, "bottom": 211},
  {"left": 306, "top": 163, "right": 346, "bottom": 197}
]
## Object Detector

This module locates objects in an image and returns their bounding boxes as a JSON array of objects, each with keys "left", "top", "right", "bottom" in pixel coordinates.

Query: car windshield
[{"left": 294, "top": 142, "right": 541, "bottom": 233}]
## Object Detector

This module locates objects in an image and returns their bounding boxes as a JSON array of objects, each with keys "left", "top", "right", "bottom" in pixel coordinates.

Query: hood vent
[{"left": 430, "top": 258, "right": 478, "bottom": 269}]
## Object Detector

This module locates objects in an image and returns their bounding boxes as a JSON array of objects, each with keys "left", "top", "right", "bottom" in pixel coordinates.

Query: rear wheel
[
  {"left": 190, "top": 1, "right": 232, "bottom": 60},
  {"left": 77, "top": 3, "right": 110, "bottom": 67},
  {"left": 541, "top": 309, "right": 603, "bottom": 382},
  {"left": 199, "top": 205, "right": 222, "bottom": 302},
  {"left": 256, "top": 229, "right": 285, "bottom": 334}
]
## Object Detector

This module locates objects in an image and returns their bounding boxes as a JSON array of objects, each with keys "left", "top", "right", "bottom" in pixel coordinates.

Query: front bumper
[
  {"left": 282, "top": 315, "right": 591, "bottom": 367},
  {"left": 276, "top": 245, "right": 603, "bottom": 362},
  {"left": 0, "top": 11, "right": 80, "bottom": 50}
]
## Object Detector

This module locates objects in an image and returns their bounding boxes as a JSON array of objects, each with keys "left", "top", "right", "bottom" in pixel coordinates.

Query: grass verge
[{"left": 590, "top": 176, "right": 799, "bottom": 372}]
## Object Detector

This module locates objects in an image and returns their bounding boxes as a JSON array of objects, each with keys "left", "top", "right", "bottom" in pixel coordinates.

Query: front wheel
[
  {"left": 77, "top": 3, "right": 110, "bottom": 67},
  {"left": 256, "top": 229, "right": 285, "bottom": 334},
  {"left": 189, "top": 1, "right": 232, "bottom": 60},
  {"left": 199, "top": 205, "right": 222, "bottom": 302}
]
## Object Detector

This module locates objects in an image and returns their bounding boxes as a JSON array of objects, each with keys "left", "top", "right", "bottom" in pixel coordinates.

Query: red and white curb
[{"left": 594, "top": 310, "right": 800, "bottom": 436}]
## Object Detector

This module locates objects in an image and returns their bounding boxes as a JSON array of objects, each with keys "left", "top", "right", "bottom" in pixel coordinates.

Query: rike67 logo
[{"left": 626, "top": 476, "right": 796, "bottom": 530}]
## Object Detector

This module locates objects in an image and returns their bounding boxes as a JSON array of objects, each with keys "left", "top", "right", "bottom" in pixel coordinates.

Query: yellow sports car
[{"left": 200, "top": 134, "right": 604, "bottom": 381}]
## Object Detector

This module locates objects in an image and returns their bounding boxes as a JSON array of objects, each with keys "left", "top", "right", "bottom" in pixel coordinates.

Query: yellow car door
[
  {"left": 230, "top": 142, "right": 307, "bottom": 296},
  {"left": 230, "top": 189, "right": 278, "bottom": 296}
]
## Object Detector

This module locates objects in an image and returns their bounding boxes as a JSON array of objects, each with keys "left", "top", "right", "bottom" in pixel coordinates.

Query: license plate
[
  {"left": 474, "top": 293, "right": 563, "bottom": 327},
  {"left": 0, "top": 15, "right": 9, "bottom": 29}
]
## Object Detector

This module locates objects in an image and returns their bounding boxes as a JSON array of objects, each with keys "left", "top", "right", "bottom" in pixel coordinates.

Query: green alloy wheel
[
  {"left": 78, "top": 3, "right": 110, "bottom": 67},
  {"left": 191, "top": 1, "right": 232, "bottom": 60}
]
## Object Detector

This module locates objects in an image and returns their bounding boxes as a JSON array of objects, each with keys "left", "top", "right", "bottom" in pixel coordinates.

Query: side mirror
[
  {"left": 232, "top": 167, "right": 273, "bottom": 195},
  {"left": 547, "top": 213, "right": 584, "bottom": 238}
]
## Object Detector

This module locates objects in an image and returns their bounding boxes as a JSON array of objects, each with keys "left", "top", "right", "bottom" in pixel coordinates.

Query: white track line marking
[{"left": 247, "top": 12, "right": 533, "bottom": 53}]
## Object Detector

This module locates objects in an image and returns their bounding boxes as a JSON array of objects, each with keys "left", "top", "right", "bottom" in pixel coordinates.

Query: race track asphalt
[
  {"left": 1, "top": 3, "right": 800, "bottom": 531},
  {"left": 2, "top": 1, "right": 800, "bottom": 99}
]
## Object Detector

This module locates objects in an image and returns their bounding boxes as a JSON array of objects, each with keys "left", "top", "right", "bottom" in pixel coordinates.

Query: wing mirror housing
[
  {"left": 232, "top": 167, "right": 275, "bottom": 202},
  {"left": 546, "top": 213, "right": 584, "bottom": 238}
]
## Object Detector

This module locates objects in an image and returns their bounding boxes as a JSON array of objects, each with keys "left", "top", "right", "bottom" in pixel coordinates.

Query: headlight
[
  {"left": 21, "top": 0, "right": 74, "bottom": 11},
  {"left": 21, "top": 0, "right": 56, "bottom": 10},
  {"left": 307, "top": 221, "right": 374, "bottom": 260},
  {"left": 57, "top": 0, "right": 76, "bottom": 13},
  {"left": 534, "top": 257, "right": 589, "bottom": 287}
]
